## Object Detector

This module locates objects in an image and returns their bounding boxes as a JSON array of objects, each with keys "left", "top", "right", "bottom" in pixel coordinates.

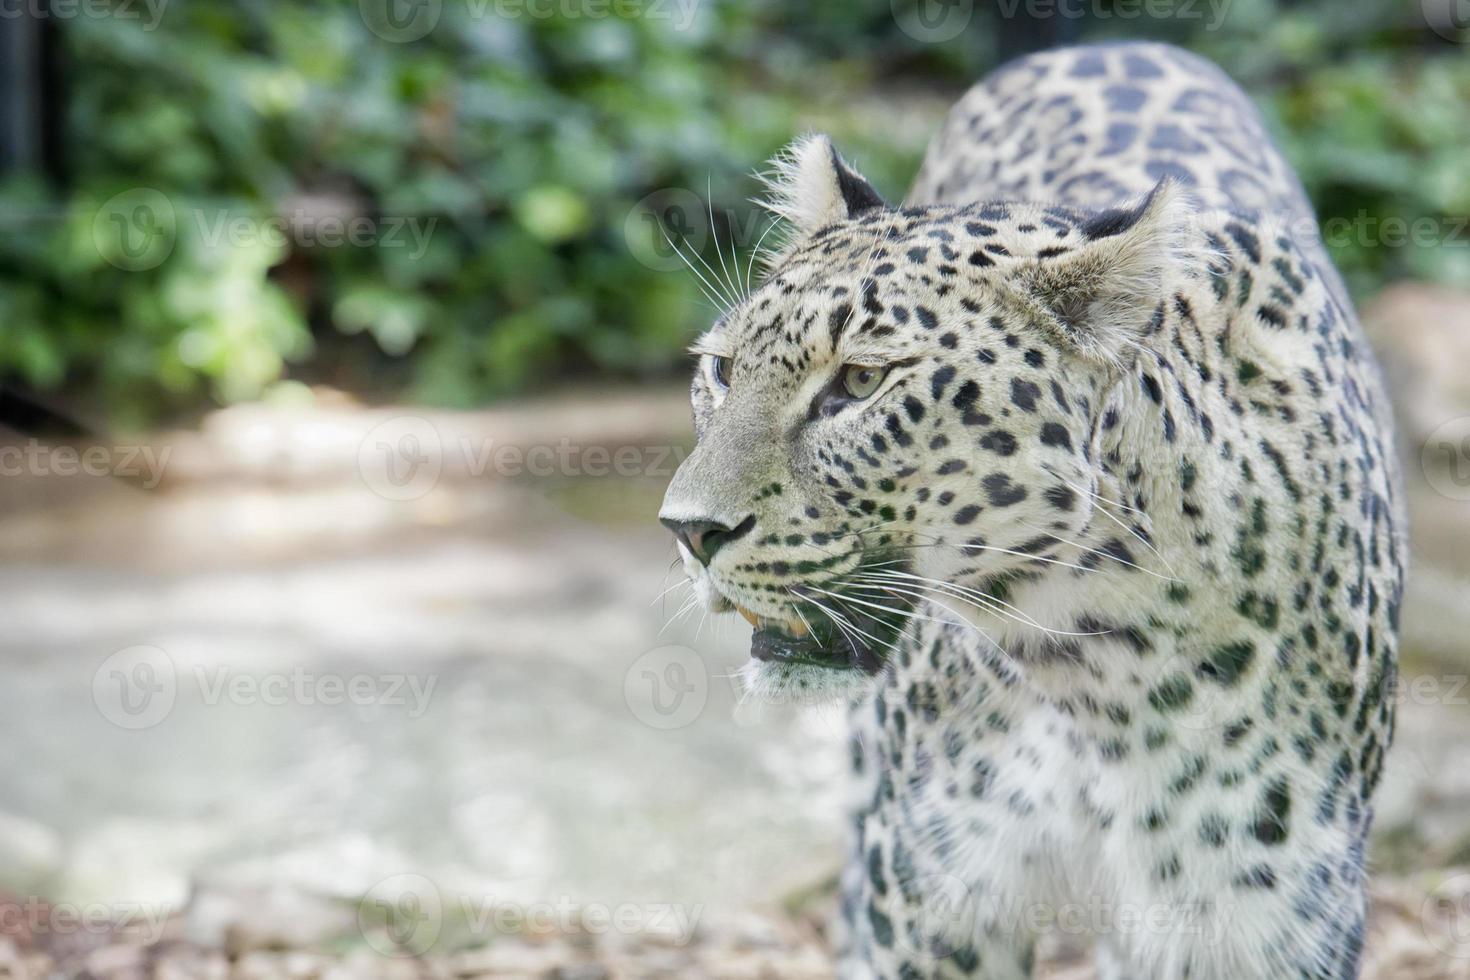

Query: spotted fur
[{"left": 659, "top": 42, "right": 1404, "bottom": 979}]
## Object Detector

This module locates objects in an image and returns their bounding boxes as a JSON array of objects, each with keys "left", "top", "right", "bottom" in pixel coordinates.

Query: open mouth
[{"left": 730, "top": 583, "right": 913, "bottom": 675}]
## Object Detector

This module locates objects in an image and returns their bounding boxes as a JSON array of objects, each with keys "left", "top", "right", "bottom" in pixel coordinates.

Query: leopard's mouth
[{"left": 730, "top": 582, "right": 912, "bottom": 675}]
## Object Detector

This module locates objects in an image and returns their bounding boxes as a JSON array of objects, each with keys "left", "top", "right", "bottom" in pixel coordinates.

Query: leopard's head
[{"left": 660, "top": 135, "right": 1190, "bottom": 700}]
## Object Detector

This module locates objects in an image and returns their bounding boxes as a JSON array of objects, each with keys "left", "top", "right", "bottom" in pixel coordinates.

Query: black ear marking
[
  {"left": 1081, "top": 180, "right": 1168, "bottom": 241},
  {"left": 830, "top": 144, "right": 885, "bottom": 216}
]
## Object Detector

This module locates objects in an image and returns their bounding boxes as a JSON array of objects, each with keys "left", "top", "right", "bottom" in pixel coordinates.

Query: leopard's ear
[
  {"left": 1014, "top": 181, "right": 1193, "bottom": 367},
  {"left": 758, "top": 134, "right": 885, "bottom": 262}
]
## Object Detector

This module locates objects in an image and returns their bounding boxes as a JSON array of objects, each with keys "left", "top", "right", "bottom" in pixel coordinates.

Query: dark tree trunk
[{"left": 0, "top": 9, "right": 64, "bottom": 181}]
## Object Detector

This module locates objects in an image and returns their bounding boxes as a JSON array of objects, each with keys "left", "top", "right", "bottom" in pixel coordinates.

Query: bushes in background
[{"left": 0, "top": 0, "right": 1464, "bottom": 420}]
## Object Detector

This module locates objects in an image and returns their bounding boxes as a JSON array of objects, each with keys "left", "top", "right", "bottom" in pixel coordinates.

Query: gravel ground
[{"left": 5, "top": 873, "right": 1470, "bottom": 979}]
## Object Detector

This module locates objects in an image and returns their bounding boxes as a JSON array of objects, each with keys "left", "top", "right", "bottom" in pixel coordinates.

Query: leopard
[{"left": 658, "top": 41, "right": 1405, "bottom": 979}]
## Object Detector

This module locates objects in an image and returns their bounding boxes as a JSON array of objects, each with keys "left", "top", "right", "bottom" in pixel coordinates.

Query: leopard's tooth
[
  {"left": 786, "top": 618, "right": 809, "bottom": 637},
  {"left": 736, "top": 606, "right": 761, "bottom": 628}
]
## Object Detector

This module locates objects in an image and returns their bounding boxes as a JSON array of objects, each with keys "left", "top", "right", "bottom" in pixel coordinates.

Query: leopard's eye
[
  {"left": 841, "top": 364, "right": 887, "bottom": 400},
  {"left": 710, "top": 355, "right": 731, "bottom": 389}
]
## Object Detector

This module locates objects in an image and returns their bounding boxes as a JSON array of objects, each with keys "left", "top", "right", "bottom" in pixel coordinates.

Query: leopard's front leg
[
  {"left": 839, "top": 636, "right": 1070, "bottom": 980},
  {"left": 841, "top": 836, "right": 1039, "bottom": 980}
]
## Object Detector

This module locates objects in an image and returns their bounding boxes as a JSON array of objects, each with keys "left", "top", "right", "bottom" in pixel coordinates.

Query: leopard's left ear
[
  {"left": 758, "top": 134, "right": 885, "bottom": 261},
  {"left": 1015, "top": 180, "right": 1193, "bottom": 367}
]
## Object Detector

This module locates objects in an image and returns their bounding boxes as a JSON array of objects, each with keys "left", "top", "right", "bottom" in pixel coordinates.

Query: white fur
[{"left": 755, "top": 134, "right": 867, "bottom": 268}]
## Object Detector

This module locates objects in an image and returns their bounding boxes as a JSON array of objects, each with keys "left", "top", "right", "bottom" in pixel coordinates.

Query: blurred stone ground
[
  {"left": 4, "top": 872, "right": 1470, "bottom": 978},
  {"left": 0, "top": 283, "right": 1468, "bottom": 977}
]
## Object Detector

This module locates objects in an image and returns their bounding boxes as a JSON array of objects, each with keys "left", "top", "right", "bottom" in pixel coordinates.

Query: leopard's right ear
[
  {"left": 1012, "top": 180, "right": 1193, "bottom": 368},
  {"left": 757, "top": 134, "right": 885, "bottom": 264}
]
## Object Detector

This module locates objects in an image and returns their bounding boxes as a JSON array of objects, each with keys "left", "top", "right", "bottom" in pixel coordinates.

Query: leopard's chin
[
  {"left": 746, "top": 619, "right": 884, "bottom": 674},
  {"left": 735, "top": 653, "right": 884, "bottom": 706}
]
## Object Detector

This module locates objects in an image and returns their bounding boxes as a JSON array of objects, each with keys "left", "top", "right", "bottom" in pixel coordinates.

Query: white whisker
[
  {"left": 707, "top": 175, "right": 743, "bottom": 305},
  {"left": 1023, "top": 522, "right": 1179, "bottom": 582},
  {"left": 662, "top": 229, "right": 735, "bottom": 312}
]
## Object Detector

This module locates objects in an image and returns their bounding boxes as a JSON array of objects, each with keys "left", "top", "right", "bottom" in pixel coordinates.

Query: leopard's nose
[{"left": 660, "top": 514, "right": 756, "bottom": 567}]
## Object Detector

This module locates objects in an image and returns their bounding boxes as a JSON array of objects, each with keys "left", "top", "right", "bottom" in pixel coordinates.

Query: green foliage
[
  {"left": 1189, "top": 0, "right": 1470, "bottom": 295},
  {"left": 0, "top": 0, "right": 1464, "bottom": 418}
]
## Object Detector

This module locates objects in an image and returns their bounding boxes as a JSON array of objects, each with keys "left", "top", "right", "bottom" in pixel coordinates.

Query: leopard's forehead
[
  {"left": 779, "top": 202, "right": 1097, "bottom": 284},
  {"left": 716, "top": 202, "right": 1099, "bottom": 367}
]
